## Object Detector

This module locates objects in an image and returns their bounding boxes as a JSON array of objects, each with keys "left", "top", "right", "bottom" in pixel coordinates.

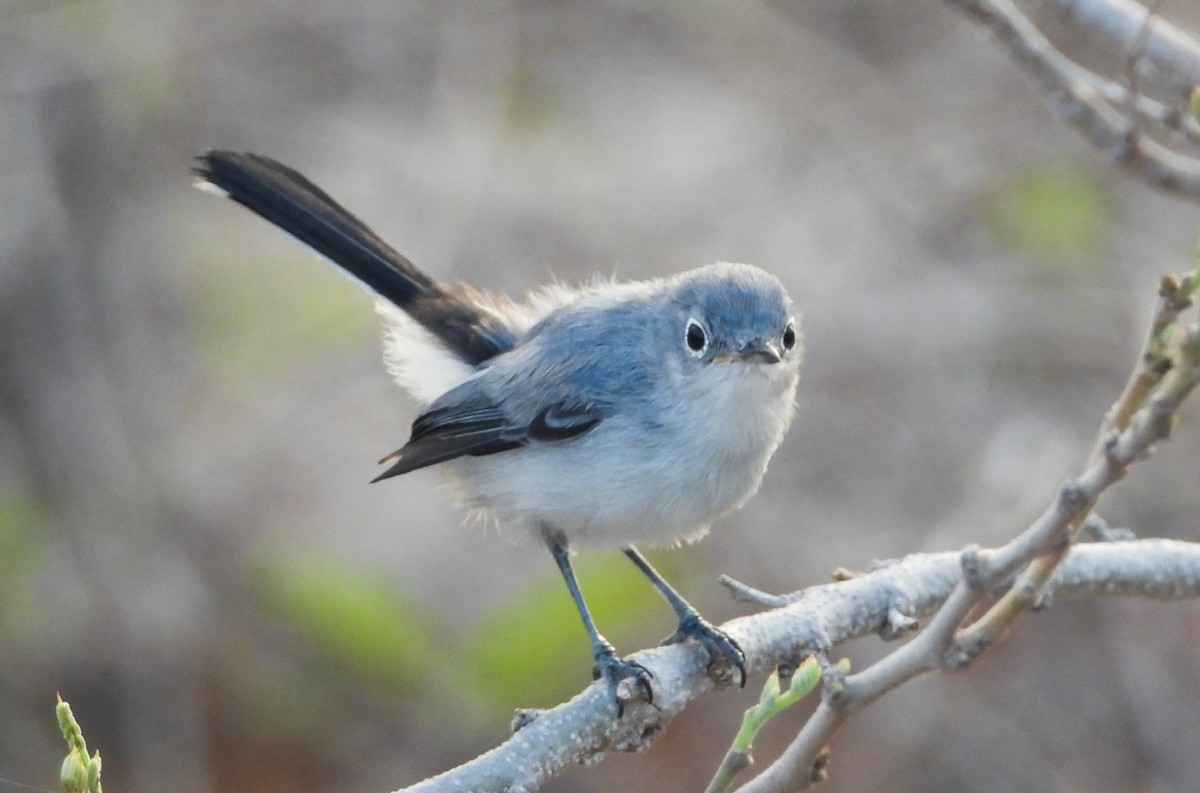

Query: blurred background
[{"left": 3, "top": 1, "right": 1200, "bottom": 791}]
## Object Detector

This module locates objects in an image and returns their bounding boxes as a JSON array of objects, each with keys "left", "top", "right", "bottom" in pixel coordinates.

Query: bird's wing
[{"left": 372, "top": 389, "right": 604, "bottom": 482}]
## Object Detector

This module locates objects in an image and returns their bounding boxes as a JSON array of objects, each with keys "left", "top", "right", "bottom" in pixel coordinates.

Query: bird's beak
[
  {"left": 372, "top": 448, "right": 407, "bottom": 483},
  {"left": 733, "top": 340, "right": 783, "bottom": 365}
]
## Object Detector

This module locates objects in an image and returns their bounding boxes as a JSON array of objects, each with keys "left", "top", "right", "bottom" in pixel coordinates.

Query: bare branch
[
  {"left": 728, "top": 540, "right": 1200, "bottom": 793},
  {"left": 394, "top": 540, "right": 1200, "bottom": 793},
  {"left": 728, "top": 259, "right": 1200, "bottom": 792}
]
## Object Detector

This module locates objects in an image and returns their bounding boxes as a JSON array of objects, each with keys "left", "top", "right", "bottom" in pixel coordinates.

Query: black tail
[{"left": 192, "top": 151, "right": 515, "bottom": 365}]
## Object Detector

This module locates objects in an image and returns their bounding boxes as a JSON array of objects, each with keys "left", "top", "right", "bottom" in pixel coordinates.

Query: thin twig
[
  {"left": 1038, "top": 0, "right": 1200, "bottom": 89},
  {"left": 1117, "top": 0, "right": 1164, "bottom": 117},
  {"left": 1091, "top": 267, "right": 1198, "bottom": 460}
]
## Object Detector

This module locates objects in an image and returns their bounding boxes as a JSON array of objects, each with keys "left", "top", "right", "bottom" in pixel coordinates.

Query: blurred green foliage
[
  {"left": 0, "top": 485, "right": 47, "bottom": 634},
  {"left": 254, "top": 553, "right": 439, "bottom": 696},
  {"left": 463, "top": 552, "right": 685, "bottom": 708},
  {"left": 989, "top": 169, "right": 1111, "bottom": 267},
  {"left": 506, "top": 57, "right": 568, "bottom": 137},
  {"left": 255, "top": 546, "right": 706, "bottom": 718},
  {"left": 188, "top": 245, "right": 377, "bottom": 380}
]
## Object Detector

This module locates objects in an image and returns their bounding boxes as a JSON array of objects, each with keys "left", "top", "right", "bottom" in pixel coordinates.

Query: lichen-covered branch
[{"left": 394, "top": 540, "right": 1200, "bottom": 793}]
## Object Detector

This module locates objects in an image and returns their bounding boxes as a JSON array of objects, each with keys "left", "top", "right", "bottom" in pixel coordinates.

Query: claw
[
  {"left": 592, "top": 642, "right": 654, "bottom": 716},
  {"left": 662, "top": 614, "right": 747, "bottom": 687}
]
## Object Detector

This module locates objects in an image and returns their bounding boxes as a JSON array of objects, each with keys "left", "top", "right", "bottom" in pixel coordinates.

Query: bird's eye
[
  {"left": 685, "top": 319, "right": 708, "bottom": 355},
  {"left": 782, "top": 321, "right": 797, "bottom": 352}
]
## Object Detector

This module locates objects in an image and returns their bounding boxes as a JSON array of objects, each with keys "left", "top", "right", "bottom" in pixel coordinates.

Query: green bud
[
  {"left": 57, "top": 696, "right": 82, "bottom": 748},
  {"left": 87, "top": 752, "right": 102, "bottom": 793},
  {"left": 56, "top": 696, "right": 100, "bottom": 793},
  {"left": 60, "top": 749, "right": 88, "bottom": 793}
]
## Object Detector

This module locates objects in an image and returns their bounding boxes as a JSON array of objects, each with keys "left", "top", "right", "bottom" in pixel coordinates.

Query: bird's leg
[
  {"left": 547, "top": 536, "right": 653, "bottom": 714},
  {"left": 622, "top": 546, "right": 747, "bottom": 687}
]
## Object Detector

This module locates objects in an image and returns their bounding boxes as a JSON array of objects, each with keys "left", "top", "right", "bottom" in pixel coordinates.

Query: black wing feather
[{"left": 372, "top": 395, "right": 605, "bottom": 482}]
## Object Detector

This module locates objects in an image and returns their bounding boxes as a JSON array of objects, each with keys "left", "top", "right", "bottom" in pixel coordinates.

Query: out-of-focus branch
[
  {"left": 1038, "top": 0, "right": 1200, "bottom": 89},
  {"left": 393, "top": 540, "right": 1200, "bottom": 793},
  {"left": 946, "top": 0, "right": 1200, "bottom": 200}
]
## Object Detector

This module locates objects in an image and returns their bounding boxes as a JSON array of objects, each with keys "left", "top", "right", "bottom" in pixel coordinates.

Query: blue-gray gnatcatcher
[{"left": 193, "top": 151, "right": 802, "bottom": 710}]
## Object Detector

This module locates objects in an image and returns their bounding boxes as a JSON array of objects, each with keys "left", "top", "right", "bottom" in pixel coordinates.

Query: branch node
[
  {"left": 1114, "top": 127, "right": 1139, "bottom": 163},
  {"left": 1014, "top": 577, "right": 1041, "bottom": 607},
  {"left": 819, "top": 656, "right": 853, "bottom": 705},
  {"left": 611, "top": 721, "right": 663, "bottom": 754},
  {"left": 1101, "top": 431, "right": 1123, "bottom": 464},
  {"left": 879, "top": 605, "right": 919, "bottom": 640},
  {"left": 510, "top": 709, "right": 542, "bottom": 733},
  {"left": 960, "top": 545, "right": 990, "bottom": 590},
  {"left": 831, "top": 566, "right": 861, "bottom": 581},
  {"left": 1081, "top": 515, "right": 1136, "bottom": 542},
  {"left": 1159, "top": 272, "right": 1181, "bottom": 298},
  {"left": 615, "top": 678, "right": 651, "bottom": 713},
  {"left": 1147, "top": 396, "right": 1179, "bottom": 442},
  {"left": 810, "top": 747, "right": 832, "bottom": 784},
  {"left": 1058, "top": 480, "right": 1087, "bottom": 513},
  {"left": 945, "top": 636, "right": 987, "bottom": 670}
]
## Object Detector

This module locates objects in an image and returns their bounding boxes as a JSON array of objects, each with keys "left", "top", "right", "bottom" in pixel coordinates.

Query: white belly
[{"left": 445, "top": 363, "right": 797, "bottom": 549}]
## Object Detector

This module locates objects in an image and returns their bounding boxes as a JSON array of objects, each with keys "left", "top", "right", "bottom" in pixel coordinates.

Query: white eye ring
[
  {"left": 782, "top": 320, "right": 797, "bottom": 351},
  {"left": 685, "top": 318, "right": 708, "bottom": 356}
]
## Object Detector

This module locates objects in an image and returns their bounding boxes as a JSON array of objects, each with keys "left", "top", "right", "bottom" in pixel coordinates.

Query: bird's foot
[
  {"left": 663, "top": 614, "right": 747, "bottom": 687},
  {"left": 592, "top": 640, "right": 654, "bottom": 716}
]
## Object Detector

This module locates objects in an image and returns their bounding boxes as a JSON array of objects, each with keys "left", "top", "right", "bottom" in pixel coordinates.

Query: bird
[{"left": 192, "top": 150, "right": 802, "bottom": 712}]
